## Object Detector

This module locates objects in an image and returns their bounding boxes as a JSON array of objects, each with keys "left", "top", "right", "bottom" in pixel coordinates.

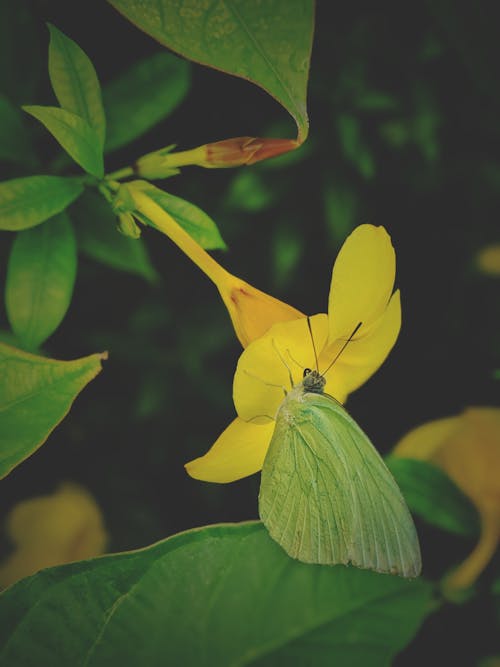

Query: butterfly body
[{"left": 259, "top": 373, "right": 421, "bottom": 578}]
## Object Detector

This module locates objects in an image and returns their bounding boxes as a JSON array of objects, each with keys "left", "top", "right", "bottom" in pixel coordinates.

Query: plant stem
[{"left": 106, "top": 166, "right": 134, "bottom": 181}]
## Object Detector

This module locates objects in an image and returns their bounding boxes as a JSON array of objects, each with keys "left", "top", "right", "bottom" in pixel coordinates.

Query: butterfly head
[{"left": 302, "top": 368, "right": 326, "bottom": 394}]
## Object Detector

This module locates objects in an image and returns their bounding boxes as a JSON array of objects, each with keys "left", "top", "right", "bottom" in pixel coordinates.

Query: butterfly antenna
[
  {"left": 321, "top": 321, "right": 363, "bottom": 376},
  {"left": 306, "top": 317, "right": 319, "bottom": 372}
]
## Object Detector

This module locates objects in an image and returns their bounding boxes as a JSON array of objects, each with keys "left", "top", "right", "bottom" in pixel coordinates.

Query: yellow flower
[
  {"left": 186, "top": 225, "right": 401, "bottom": 483},
  {"left": 136, "top": 137, "right": 299, "bottom": 179},
  {"left": 476, "top": 244, "right": 500, "bottom": 276},
  {"left": 128, "top": 183, "right": 302, "bottom": 347},
  {"left": 0, "top": 483, "right": 107, "bottom": 588},
  {"left": 393, "top": 407, "right": 500, "bottom": 594}
]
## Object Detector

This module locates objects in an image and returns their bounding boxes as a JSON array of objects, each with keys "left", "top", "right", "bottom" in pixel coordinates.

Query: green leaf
[
  {"left": 103, "top": 51, "right": 190, "bottom": 152},
  {"left": 386, "top": 456, "right": 480, "bottom": 537},
  {"left": 0, "top": 342, "right": 106, "bottom": 479},
  {"left": 71, "top": 190, "right": 158, "bottom": 283},
  {"left": 323, "top": 181, "right": 358, "bottom": 247},
  {"left": 134, "top": 182, "right": 226, "bottom": 250},
  {"left": 108, "top": 0, "right": 314, "bottom": 142},
  {"left": 5, "top": 213, "right": 77, "bottom": 350},
  {"left": 23, "top": 105, "right": 104, "bottom": 178},
  {"left": 225, "top": 170, "right": 276, "bottom": 212},
  {"left": 0, "top": 522, "right": 431, "bottom": 666},
  {"left": 48, "top": 24, "right": 106, "bottom": 148},
  {"left": 0, "top": 176, "right": 83, "bottom": 231},
  {"left": 337, "top": 114, "right": 375, "bottom": 180},
  {"left": 0, "top": 95, "right": 36, "bottom": 167}
]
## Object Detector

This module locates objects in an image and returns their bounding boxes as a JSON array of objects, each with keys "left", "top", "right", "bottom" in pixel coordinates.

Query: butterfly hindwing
[{"left": 259, "top": 390, "right": 421, "bottom": 577}]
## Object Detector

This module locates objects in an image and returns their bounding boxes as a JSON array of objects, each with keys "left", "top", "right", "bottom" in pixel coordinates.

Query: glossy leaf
[
  {"left": 103, "top": 51, "right": 190, "bottom": 152},
  {"left": 0, "top": 95, "right": 36, "bottom": 167},
  {"left": 0, "top": 176, "right": 83, "bottom": 231},
  {"left": 0, "top": 343, "right": 106, "bottom": 479},
  {"left": 23, "top": 105, "right": 104, "bottom": 178},
  {"left": 71, "top": 190, "right": 158, "bottom": 283},
  {"left": 5, "top": 212, "right": 77, "bottom": 350},
  {"left": 108, "top": 0, "right": 314, "bottom": 142},
  {"left": 134, "top": 182, "right": 226, "bottom": 250},
  {"left": 48, "top": 24, "right": 106, "bottom": 147},
  {"left": 0, "top": 522, "right": 431, "bottom": 666},
  {"left": 386, "top": 456, "right": 480, "bottom": 537}
]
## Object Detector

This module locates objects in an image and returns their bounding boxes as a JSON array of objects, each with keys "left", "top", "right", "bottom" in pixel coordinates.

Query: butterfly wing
[{"left": 259, "top": 391, "right": 421, "bottom": 577}]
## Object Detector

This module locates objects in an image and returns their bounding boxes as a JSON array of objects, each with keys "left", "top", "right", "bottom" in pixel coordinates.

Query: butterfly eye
[{"left": 303, "top": 368, "right": 312, "bottom": 378}]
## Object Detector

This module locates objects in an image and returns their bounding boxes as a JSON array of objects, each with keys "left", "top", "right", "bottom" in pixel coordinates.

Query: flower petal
[
  {"left": 328, "top": 224, "right": 396, "bottom": 342},
  {"left": 393, "top": 414, "right": 462, "bottom": 461},
  {"left": 218, "top": 279, "right": 304, "bottom": 348},
  {"left": 0, "top": 483, "right": 107, "bottom": 589},
  {"left": 129, "top": 185, "right": 303, "bottom": 348},
  {"left": 323, "top": 290, "right": 402, "bottom": 398},
  {"left": 234, "top": 314, "right": 328, "bottom": 422},
  {"left": 185, "top": 417, "right": 275, "bottom": 483}
]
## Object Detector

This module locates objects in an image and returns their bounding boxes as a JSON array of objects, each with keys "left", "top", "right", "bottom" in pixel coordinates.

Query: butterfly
[{"left": 258, "top": 321, "right": 422, "bottom": 578}]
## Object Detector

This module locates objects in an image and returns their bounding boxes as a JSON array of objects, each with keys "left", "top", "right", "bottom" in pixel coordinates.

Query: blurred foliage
[{"left": 0, "top": 0, "right": 499, "bottom": 665}]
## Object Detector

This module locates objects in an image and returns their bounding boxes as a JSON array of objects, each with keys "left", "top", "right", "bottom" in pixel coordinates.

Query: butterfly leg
[
  {"left": 243, "top": 370, "right": 288, "bottom": 397},
  {"left": 271, "top": 338, "right": 295, "bottom": 390}
]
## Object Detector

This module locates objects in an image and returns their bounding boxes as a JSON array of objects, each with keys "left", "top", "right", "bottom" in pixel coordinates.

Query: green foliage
[
  {"left": 47, "top": 23, "right": 106, "bottom": 148},
  {"left": 225, "top": 170, "right": 276, "bottom": 212},
  {"left": 5, "top": 213, "right": 77, "bottom": 350},
  {"left": 103, "top": 52, "right": 190, "bottom": 152},
  {"left": 0, "top": 522, "right": 432, "bottom": 666},
  {"left": 0, "top": 343, "right": 105, "bottom": 479},
  {"left": 71, "top": 191, "right": 158, "bottom": 283},
  {"left": 386, "top": 457, "right": 480, "bottom": 537},
  {"left": 0, "top": 176, "right": 83, "bottom": 231},
  {"left": 22, "top": 105, "right": 104, "bottom": 178},
  {"left": 132, "top": 182, "right": 226, "bottom": 250},
  {"left": 0, "top": 95, "right": 36, "bottom": 167},
  {"left": 108, "top": 0, "right": 314, "bottom": 141}
]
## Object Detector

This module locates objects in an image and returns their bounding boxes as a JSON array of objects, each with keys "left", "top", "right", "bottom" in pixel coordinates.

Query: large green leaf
[
  {"left": 23, "top": 105, "right": 104, "bottom": 178},
  {"left": 386, "top": 456, "right": 480, "bottom": 537},
  {"left": 71, "top": 190, "right": 158, "bottom": 283},
  {"left": 0, "top": 342, "right": 106, "bottom": 479},
  {"left": 0, "top": 522, "right": 431, "bottom": 666},
  {"left": 104, "top": 51, "right": 190, "bottom": 152},
  {"left": 5, "top": 213, "right": 77, "bottom": 350},
  {"left": 0, "top": 95, "right": 36, "bottom": 167},
  {"left": 135, "top": 182, "right": 226, "bottom": 250},
  {"left": 48, "top": 24, "right": 106, "bottom": 148},
  {"left": 0, "top": 176, "right": 83, "bottom": 231},
  {"left": 108, "top": 0, "right": 314, "bottom": 142}
]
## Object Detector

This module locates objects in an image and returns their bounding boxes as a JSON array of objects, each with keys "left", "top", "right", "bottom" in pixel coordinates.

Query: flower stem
[{"left": 106, "top": 166, "right": 134, "bottom": 181}]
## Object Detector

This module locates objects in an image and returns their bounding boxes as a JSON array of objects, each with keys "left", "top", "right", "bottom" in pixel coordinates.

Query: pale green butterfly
[{"left": 259, "top": 319, "right": 422, "bottom": 578}]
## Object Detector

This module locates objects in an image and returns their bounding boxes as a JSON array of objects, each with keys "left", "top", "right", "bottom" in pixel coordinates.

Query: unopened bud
[{"left": 117, "top": 211, "right": 141, "bottom": 239}]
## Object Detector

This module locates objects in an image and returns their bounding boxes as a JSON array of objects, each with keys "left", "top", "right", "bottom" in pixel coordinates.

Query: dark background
[{"left": 1, "top": 1, "right": 499, "bottom": 664}]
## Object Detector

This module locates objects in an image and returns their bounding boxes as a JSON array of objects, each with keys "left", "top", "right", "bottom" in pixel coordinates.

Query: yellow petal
[
  {"left": 393, "top": 414, "right": 462, "bottom": 461},
  {"left": 433, "top": 407, "right": 500, "bottom": 514},
  {"left": 129, "top": 184, "right": 303, "bottom": 347},
  {"left": 185, "top": 417, "right": 275, "bottom": 483},
  {"left": 233, "top": 315, "right": 329, "bottom": 422},
  {"left": 328, "top": 224, "right": 396, "bottom": 342},
  {"left": 322, "top": 290, "right": 402, "bottom": 397},
  {"left": 443, "top": 509, "right": 500, "bottom": 595},
  {"left": 218, "top": 279, "right": 304, "bottom": 348},
  {"left": 393, "top": 406, "right": 500, "bottom": 592},
  {"left": 476, "top": 244, "right": 500, "bottom": 276},
  {"left": 0, "top": 483, "right": 107, "bottom": 589}
]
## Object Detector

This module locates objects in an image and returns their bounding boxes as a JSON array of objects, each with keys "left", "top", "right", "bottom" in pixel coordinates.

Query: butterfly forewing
[{"left": 259, "top": 389, "right": 421, "bottom": 577}]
